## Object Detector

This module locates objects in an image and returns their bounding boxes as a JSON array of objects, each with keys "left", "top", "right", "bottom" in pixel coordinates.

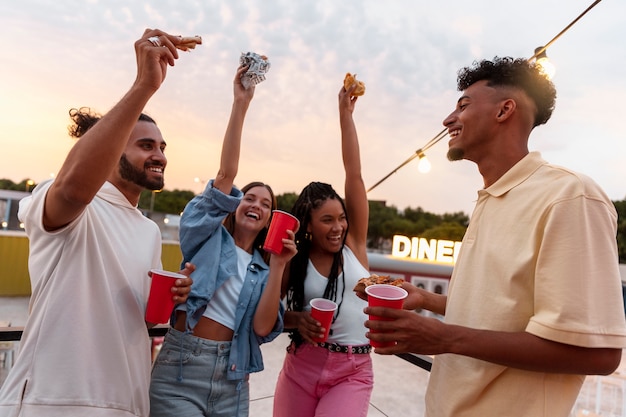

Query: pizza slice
[
  {"left": 176, "top": 36, "right": 203, "bottom": 51},
  {"left": 353, "top": 274, "right": 404, "bottom": 294}
]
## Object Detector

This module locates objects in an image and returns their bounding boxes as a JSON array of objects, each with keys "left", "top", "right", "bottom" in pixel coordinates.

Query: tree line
[{"left": 3, "top": 178, "right": 626, "bottom": 262}]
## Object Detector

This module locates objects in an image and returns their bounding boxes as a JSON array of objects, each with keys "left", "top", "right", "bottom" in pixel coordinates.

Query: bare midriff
[{"left": 174, "top": 311, "right": 234, "bottom": 342}]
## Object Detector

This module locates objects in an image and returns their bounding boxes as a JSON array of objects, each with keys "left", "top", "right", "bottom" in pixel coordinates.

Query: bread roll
[{"left": 344, "top": 73, "right": 366, "bottom": 96}]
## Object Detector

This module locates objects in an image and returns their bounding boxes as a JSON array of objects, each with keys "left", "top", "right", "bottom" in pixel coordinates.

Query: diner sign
[{"left": 391, "top": 235, "right": 461, "bottom": 264}]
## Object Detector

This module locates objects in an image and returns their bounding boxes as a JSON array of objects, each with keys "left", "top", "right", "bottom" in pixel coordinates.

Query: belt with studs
[{"left": 317, "top": 342, "right": 371, "bottom": 354}]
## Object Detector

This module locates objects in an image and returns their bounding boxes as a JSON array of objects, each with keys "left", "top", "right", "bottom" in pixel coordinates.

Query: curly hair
[
  {"left": 285, "top": 181, "right": 349, "bottom": 347},
  {"left": 222, "top": 181, "right": 277, "bottom": 265},
  {"left": 67, "top": 107, "right": 156, "bottom": 138},
  {"left": 456, "top": 57, "right": 556, "bottom": 127}
]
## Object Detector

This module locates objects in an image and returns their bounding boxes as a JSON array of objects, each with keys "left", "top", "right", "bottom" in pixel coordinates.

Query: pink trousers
[{"left": 273, "top": 343, "right": 374, "bottom": 417}]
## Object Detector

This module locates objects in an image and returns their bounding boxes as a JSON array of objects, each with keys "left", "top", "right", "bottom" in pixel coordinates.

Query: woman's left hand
[{"left": 172, "top": 262, "right": 195, "bottom": 303}]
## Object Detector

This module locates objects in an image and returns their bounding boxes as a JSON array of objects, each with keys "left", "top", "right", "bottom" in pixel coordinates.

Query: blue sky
[{"left": 1, "top": 0, "right": 624, "bottom": 215}]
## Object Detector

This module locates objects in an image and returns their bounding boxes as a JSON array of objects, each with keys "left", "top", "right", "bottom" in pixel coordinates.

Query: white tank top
[{"left": 303, "top": 246, "right": 370, "bottom": 345}]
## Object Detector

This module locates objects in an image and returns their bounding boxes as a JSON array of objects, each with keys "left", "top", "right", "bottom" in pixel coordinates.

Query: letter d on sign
[{"left": 392, "top": 235, "right": 411, "bottom": 257}]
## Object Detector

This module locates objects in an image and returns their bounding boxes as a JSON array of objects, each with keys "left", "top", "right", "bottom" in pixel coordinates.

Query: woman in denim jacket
[{"left": 150, "top": 65, "right": 297, "bottom": 417}]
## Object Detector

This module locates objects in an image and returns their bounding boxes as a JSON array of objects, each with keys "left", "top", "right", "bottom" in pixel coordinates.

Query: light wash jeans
[{"left": 149, "top": 328, "right": 249, "bottom": 417}]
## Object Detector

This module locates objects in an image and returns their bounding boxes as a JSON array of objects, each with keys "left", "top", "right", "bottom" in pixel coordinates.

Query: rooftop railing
[{"left": 0, "top": 326, "right": 433, "bottom": 372}]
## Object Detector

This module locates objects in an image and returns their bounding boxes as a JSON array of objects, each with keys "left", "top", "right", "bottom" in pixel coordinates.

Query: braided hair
[{"left": 285, "top": 181, "right": 349, "bottom": 347}]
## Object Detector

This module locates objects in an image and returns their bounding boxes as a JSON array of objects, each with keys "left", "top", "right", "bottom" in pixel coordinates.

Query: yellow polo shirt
[{"left": 426, "top": 152, "right": 626, "bottom": 417}]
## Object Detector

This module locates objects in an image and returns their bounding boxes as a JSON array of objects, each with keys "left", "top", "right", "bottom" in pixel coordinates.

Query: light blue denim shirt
[{"left": 177, "top": 180, "right": 284, "bottom": 380}]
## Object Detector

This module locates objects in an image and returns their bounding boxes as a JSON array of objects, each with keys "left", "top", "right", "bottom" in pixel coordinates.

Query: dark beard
[
  {"left": 119, "top": 154, "right": 164, "bottom": 191},
  {"left": 447, "top": 147, "right": 464, "bottom": 161}
]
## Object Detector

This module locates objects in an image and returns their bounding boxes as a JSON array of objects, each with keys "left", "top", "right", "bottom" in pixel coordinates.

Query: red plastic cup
[
  {"left": 145, "top": 269, "right": 185, "bottom": 324},
  {"left": 263, "top": 210, "right": 299, "bottom": 255},
  {"left": 309, "top": 298, "right": 337, "bottom": 343},
  {"left": 365, "top": 284, "right": 408, "bottom": 348}
]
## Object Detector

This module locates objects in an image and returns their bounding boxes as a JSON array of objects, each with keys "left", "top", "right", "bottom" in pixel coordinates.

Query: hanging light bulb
[
  {"left": 534, "top": 46, "right": 556, "bottom": 80},
  {"left": 417, "top": 153, "right": 431, "bottom": 173}
]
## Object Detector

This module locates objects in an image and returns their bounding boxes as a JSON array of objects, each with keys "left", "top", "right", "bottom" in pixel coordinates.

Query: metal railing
[{"left": 0, "top": 326, "right": 433, "bottom": 372}]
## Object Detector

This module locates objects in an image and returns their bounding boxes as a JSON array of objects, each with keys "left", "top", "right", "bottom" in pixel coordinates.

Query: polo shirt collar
[{"left": 484, "top": 151, "right": 546, "bottom": 197}]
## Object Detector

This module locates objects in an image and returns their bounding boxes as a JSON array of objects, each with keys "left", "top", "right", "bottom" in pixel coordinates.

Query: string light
[
  {"left": 417, "top": 153, "right": 431, "bottom": 174},
  {"left": 533, "top": 47, "right": 556, "bottom": 80},
  {"left": 367, "top": 128, "right": 447, "bottom": 193},
  {"left": 366, "top": 0, "right": 604, "bottom": 193}
]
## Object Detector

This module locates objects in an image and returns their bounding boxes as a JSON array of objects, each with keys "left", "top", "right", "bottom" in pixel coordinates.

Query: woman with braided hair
[{"left": 273, "top": 81, "right": 372, "bottom": 417}]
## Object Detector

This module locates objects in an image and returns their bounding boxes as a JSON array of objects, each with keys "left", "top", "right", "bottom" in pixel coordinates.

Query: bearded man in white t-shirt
[{"left": 0, "top": 28, "right": 196, "bottom": 417}]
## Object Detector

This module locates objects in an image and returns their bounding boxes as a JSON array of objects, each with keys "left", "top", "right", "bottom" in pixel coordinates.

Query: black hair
[
  {"left": 456, "top": 56, "right": 556, "bottom": 127},
  {"left": 67, "top": 107, "right": 156, "bottom": 138}
]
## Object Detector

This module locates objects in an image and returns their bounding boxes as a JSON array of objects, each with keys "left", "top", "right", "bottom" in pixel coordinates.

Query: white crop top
[{"left": 202, "top": 246, "right": 251, "bottom": 330}]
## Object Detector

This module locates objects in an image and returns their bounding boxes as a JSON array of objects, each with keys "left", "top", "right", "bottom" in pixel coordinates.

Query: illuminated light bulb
[
  {"left": 534, "top": 47, "right": 556, "bottom": 80},
  {"left": 537, "top": 57, "right": 556, "bottom": 79},
  {"left": 417, "top": 155, "right": 431, "bottom": 173}
]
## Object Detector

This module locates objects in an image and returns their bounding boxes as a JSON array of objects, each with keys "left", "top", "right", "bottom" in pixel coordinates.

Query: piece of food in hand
[
  {"left": 176, "top": 35, "right": 202, "bottom": 51},
  {"left": 353, "top": 274, "right": 404, "bottom": 293},
  {"left": 239, "top": 52, "right": 271, "bottom": 89},
  {"left": 344, "top": 73, "right": 366, "bottom": 96}
]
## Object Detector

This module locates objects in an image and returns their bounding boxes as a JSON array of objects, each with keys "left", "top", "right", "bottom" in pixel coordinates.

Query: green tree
[
  {"left": 403, "top": 206, "right": 440, "bottom": 230},
  {"left": 277, "top": 192, "right": 299, "bottom": 212},
  {"left": 138, "top": 189, "right": 195, "bottom": 214},
  {"left": 441, "top": 212, "right": 470, "bottom": 227},
  {"left": 0, "top": 179, "right": 17, "bottom": 190},
  {"left": 6, "top": 176, "right": 624, "bottom": 262},
  {"left": 367, "top": 201, "right": 401, "bottom": 248},
  {"left": 421, "top": 222, "right": 467, "bottom": 241},
  {"left": 0, "top": 178, "right": 37, "bottom": 191}
]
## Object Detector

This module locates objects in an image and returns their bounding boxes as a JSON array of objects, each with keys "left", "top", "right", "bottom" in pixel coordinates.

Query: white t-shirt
[{"left": 0, "top": 181, "right": 162, "bottom": 417}]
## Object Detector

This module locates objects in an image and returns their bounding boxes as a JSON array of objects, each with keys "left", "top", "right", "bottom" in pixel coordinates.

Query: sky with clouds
[{"left": 1, "top": 0, "right": 624, "bottom": 216}]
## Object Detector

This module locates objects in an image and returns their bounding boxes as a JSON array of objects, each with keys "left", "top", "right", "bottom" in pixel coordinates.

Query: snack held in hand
[
  {"left": 176, "top": 35, "right": 202, "bottom": 51},
  {"left": 353, "top": 274, "right": 403, "bottom": 293},
  {"left": 344, "top": 73, "right": 366, "bottom": 96},
  {"left": 239, "top": 52, "right": 271, "bottom": 89}
]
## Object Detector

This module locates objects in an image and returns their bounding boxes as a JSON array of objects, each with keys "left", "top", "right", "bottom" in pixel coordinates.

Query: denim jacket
[{"left": 177, "top": 180, "right": 284, "bottom": 380}]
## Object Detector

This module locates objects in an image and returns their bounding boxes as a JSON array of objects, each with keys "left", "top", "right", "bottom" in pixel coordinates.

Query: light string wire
[{"left": 366, "top": 0, "right": 604, "bottom": 194}]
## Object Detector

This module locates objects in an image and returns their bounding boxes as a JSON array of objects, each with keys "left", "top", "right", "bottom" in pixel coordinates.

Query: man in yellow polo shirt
[{"left": 364, "top": 56, "right": 626, "bottom": 417}]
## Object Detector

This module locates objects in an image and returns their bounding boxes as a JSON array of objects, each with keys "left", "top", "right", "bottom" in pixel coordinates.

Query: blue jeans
[{"left": 149, "top": 328, "right": 249, "bottom": 417}]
